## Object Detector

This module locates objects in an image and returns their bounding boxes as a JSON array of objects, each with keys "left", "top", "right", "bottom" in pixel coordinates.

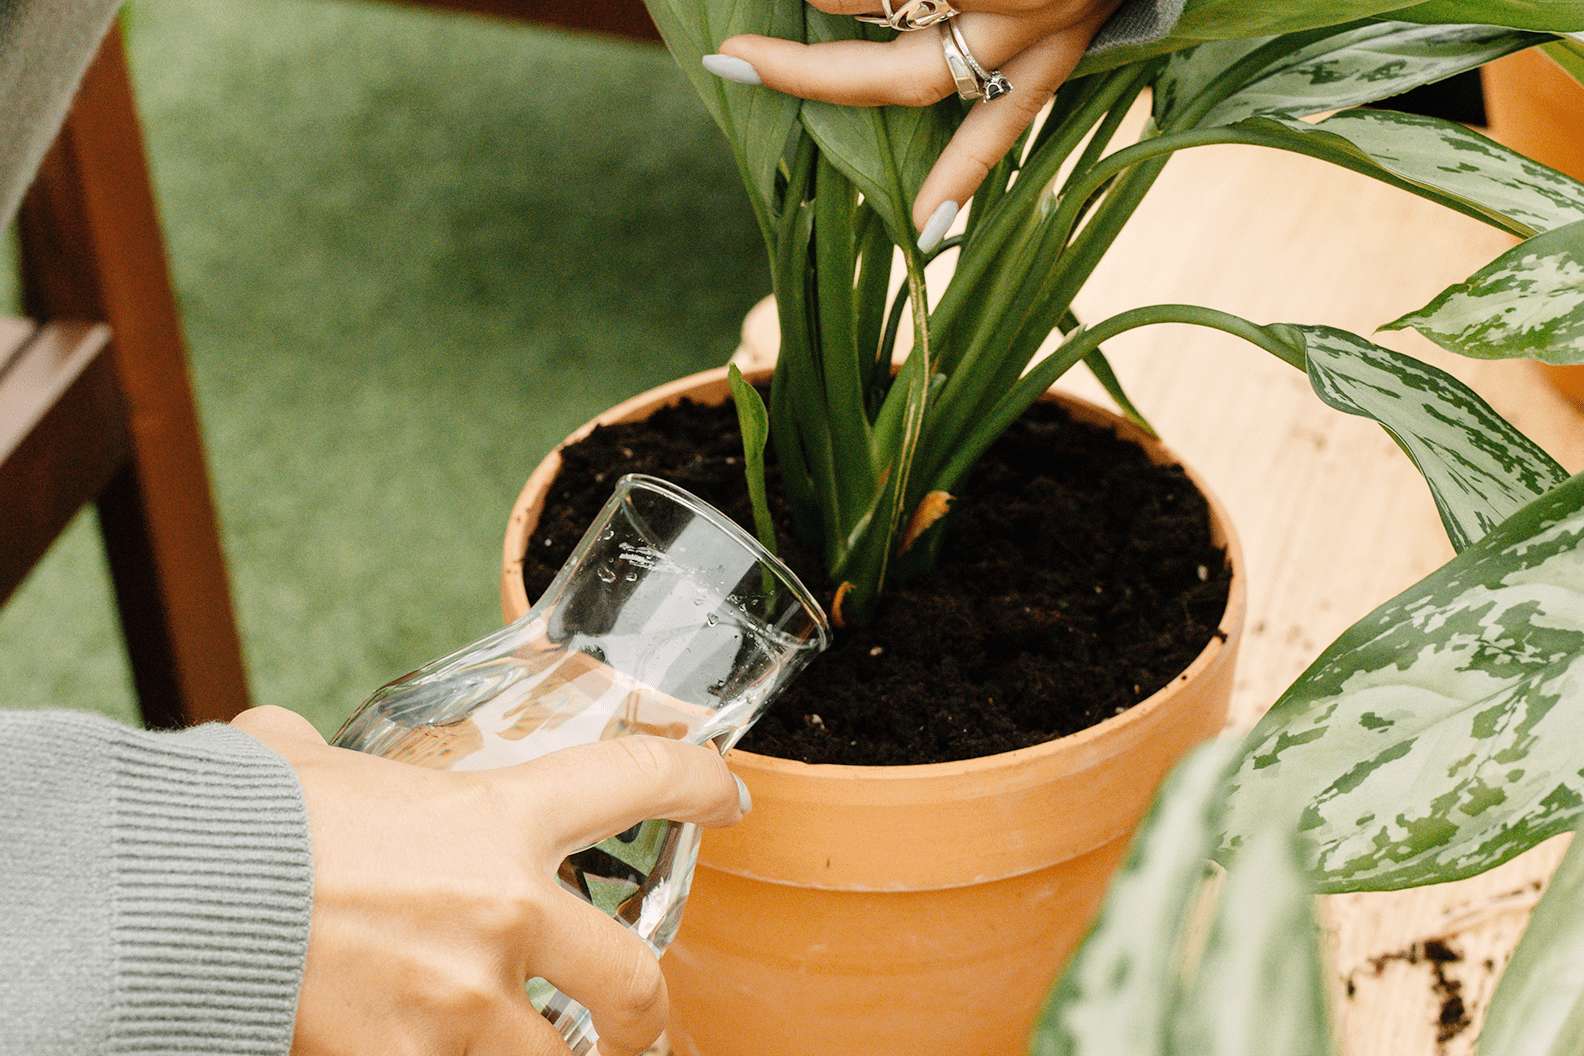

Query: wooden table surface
[{"left": 707, "top": 104, "right": 1584, "bottom": 1056}]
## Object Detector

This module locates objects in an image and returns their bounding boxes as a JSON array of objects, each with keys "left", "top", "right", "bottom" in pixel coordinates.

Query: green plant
[
  {"left": 1035, "top": 724, "right": 1584, "bottom": 1056},
  {"left": 645, "top": 1, "right": 1584, "bottom": 625},
  {"left": 638, "top": 10, "right": 1584, "bottom": 1044}
]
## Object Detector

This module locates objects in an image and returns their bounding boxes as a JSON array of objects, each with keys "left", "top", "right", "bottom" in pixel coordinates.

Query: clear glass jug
[{"left": 332, "top": 474, "right": 828, "bottom": 1053}]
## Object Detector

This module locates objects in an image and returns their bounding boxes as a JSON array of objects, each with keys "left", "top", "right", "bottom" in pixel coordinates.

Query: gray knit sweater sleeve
[
  {"left": 1092, "top": 0, "right": 1184, "bottom": 52},
  {"left": 0, "top": 710, "right": 313, "bottom": 1056}
]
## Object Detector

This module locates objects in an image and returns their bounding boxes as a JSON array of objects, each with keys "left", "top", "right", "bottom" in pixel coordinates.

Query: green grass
[{"left": 0, "top": 0, "right": 767, "bottom": 732}]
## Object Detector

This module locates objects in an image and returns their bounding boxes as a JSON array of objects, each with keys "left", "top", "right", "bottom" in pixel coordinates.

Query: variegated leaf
[
  {"left": 1480, "top": 824, "right": 1584, "bottom": 1056},
  {"left": 1222, "top": 470, "right": 1584, "bottom": 892},
  {"left": 1034, "top": 736, "right": 1333, "bottom": 1056},
  {"left": 1195, "top": 23, "right": 1543, "bottom": 128},
  {"left": 1031, "top": 738, "right": 1244, "bottom": 1056},
  {"left": 1384, "top": 220, "right": 1584, "bottom": 364},
  {"left": 1272, "top": 324, "right": 1568, "bottom": 551},
  {"left": 1078, "top": 1, "right": 1424, "bottom": 77},
  {"left": 1168, "top": 824, "right": 1332, "bottom": 1056},
  {"left": 1285, "top": 109, "right": 1584, "bottom": 236},
  {"left": 641, "top": 0, "right": 802, "bottom": 225}
]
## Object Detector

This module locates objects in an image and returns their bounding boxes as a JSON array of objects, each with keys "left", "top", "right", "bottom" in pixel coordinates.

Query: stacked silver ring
[
  {"left": 938, "top": 21, "right": 1012, "bottom": 101},
  {"left": 852, "top": 0, "right": 1012, "bottom": 104}
]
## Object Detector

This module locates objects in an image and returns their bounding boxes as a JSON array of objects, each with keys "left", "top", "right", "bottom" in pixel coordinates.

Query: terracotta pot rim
[{"left": 501, "top": 363, "right": 1246, "bottom": 783}]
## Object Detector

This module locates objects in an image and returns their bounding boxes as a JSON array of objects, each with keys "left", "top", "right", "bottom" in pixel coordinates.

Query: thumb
[{"left": 232, "top": 705, "right": 327, "bottom": 750}]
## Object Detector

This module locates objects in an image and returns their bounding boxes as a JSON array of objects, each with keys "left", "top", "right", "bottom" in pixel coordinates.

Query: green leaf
[
  {"left": 1183, "top": 23, "right": 1543, "bottom": 128},
  {"left": 1384, "top": 219, "right": 1584, "bottom": 364},
  {"left": 1545, "top": 34, "right": 1584, "bottom": 80},
  {"left": 1222, "top": 470, "right": 1584, "bottom": 892},
  {"left": 1031, "top": 738, "right": 1245, "bottom": 1056},
  {"left": 1480, "top": 822, "right": 1584, "bottom": 1055},
  {"left": 1033, "top": 736, "right": 1333, "bottom": 1056},
  {"left": 796, "top": 12, "right": 955, "bottom": 244},
  {"left": 727, "top": 363, "right": 779, "bottom": 560},
  {"left": 1392, "top": 0, "right": 1584, "bottom": 29},
  {"left": 641, "top": 0, "right": 802, "bottom": 229},
  {"left": 1272, "top": 323, "right": 1568, "bottom": 550},
  {"left": 1083, "top": 348, "right": 1159, "bottom": 438},
  {"left": 1281, "top": 109, "right": 1584, "bottom": 236}
]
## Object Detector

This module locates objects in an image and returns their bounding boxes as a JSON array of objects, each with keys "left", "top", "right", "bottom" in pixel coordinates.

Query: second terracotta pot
[
  {"left": 1484, "top": 49, "right": 1584, "bottom": 406},
  {"left": 502, "top": 366, "right": 1246, "bottom": 1056}
]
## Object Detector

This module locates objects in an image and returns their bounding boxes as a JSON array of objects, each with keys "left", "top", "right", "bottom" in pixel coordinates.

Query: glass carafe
[{"left": 332, "top": 474, "right": 828, "bottom": 1053}]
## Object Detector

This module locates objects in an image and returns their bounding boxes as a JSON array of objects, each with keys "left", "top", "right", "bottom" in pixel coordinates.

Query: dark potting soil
[{"left": 521, "top": 395, "right": 1232, "bottom": 766}]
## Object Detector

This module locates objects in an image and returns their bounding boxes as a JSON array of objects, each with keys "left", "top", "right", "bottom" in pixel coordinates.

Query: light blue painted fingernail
[
  {"left": 734, "top": 775, "right": 753, "bottom": 815},
  {"left": 703, "top": 54, "right": 762, "bottom": 86},
  {"left": 917, "top": 200, "right": 960, "bottom": 253}
]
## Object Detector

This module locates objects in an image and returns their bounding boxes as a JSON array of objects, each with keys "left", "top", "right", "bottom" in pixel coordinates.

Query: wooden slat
[
  {"left": 16, "top": 28, "right": 249, "bottom": 725},
  {"left": 0, "top": 322, "right": 126, "bottom": 603},
  {"left": 731, "top": 99, "right": 1584, "bottom": 1056},
  {"left": 395, "top": 0, "right": 659, "bottom": 40},
  {"left": 0, "top": 318, "right": 38, "bottom": 378}
]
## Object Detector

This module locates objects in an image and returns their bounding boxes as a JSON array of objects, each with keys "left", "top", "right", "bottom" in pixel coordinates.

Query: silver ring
[
  {"left": 940, "top": 21, "right": 1012, "bottom": 102},
  {"left": 856, "top": 0, "right": 958, "bottom": 31}
]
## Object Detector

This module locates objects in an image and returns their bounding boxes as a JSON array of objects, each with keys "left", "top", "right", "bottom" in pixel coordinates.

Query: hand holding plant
[{"left": 704, "top": 0, "right": 1121, "bottom": 241}]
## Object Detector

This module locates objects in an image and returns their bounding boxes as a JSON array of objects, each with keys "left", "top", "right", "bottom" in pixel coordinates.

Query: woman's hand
[
  {"left": 703, "top": 0, "right": 1120, "bottom": 249},
  {"left": 233, "top": 706, "right": 749, "bottom": 1056}
]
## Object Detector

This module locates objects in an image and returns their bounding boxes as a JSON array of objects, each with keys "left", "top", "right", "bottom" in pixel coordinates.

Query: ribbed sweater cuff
[
  {"left": 1091, "top": 0, "right": 1185, "bottom": 53},
  {"left": 107, "top": 720, "right": 312, "bottom": 1055}
]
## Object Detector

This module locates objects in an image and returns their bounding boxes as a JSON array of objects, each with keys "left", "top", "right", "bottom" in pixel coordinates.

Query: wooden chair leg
[{"left": 16, "top": 25, "right": 250, "bottom": 727}]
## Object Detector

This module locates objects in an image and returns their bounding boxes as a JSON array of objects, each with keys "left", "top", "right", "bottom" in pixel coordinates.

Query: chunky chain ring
[{"left": 856, "top": 0, "right": 959, "bottom": 32}]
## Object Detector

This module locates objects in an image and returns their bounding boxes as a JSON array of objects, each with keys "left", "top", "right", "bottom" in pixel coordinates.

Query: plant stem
[{"left": 927, "top": 304, "right": 1300, "bottom": 495}]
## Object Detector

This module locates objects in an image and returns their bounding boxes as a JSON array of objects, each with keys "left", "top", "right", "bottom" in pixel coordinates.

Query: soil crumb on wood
[
  {"left": 1345, "top": 936, "right": 1480, "bottom": 1048},
  {"left": 522, "top": 396, "right": 1231, "bottom": 765}
]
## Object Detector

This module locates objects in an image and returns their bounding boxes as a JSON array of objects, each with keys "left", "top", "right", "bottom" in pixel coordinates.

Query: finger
[
  {"left": 530, "top": 890, "right": 668, "bottom": 1056},
  {"left": 230, "top": 704, "right": 326, "bottom": 747},
  {"left": 503, "top": 737, "right": 746, "bottom": 855},
  {"left": 912, "top": 21, "right": 1099, "bottom": 235},
  {"left": 715, "top": 13, "right": 1046, "bottom": 107},
  {"left": 466, "top": 993, "right": 575, "bottom": 1056}
]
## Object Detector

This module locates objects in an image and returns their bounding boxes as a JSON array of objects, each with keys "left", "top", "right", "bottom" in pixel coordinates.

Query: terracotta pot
[
  {"left": 1484, "top": 50, "right": 1584, "bottom": 405},
  {"left": 502, "top": 366, "right": 1246, "bottom": 1056}
]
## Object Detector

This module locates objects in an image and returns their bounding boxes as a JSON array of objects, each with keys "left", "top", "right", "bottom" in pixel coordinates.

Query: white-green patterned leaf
[
  {"left": 1197, "top": 23, "right": 1543, "bottom": 127},
  {"left": 1030, "top": 738, "right": 1245, "bottom": 1056},
  {"left": 1272, "top": 324, "right": 1568, "bottom": 550},
  {"left": 1222, "top": 470, "right": 1584, "bottom": 892},
  {"left": 1077, "top": 1, "right": 1419, "bottom": 77},
  {"left": 1293, "top": 109, "right": 1584, "bottom": 236},
  {"left": 1034, "top": 735, "right": 1334, "bottom": 1056},
  {"left": 1385, "top": 220, "right": 1584, "bottom": 364},
  {"left": 1168, "top": 824, "right": 1332, "bottom": 1056},
  {"left": 1480, "top": 824, "right": 1584, "bottom": 1056},
  {"left": 797, "top": 11, "right": 954, "bottom": 244},
  {"left": 642, "top": 0, "right": 802, "bottom": 223}
]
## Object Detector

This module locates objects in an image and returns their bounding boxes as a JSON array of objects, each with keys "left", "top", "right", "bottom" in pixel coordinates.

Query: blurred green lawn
[{"left": 0, "top": 0, "right": 766, "bottom": 731}]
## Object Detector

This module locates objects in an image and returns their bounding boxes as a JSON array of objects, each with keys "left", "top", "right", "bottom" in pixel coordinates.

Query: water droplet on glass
[
  {"left": 625, "top": 571, "right": 638, "bottom": 582},
  {"left": 597, "top": 565, "right": 617, "bottom": 584},
  {"left": 706, "top": 614, "right": 719, "bottom": 626}
]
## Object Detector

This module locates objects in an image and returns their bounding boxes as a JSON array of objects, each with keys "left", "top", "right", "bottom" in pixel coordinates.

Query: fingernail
[
  {"left": 703, "top": 54, "right": 762, "bottom": 86},
  {"left": 917, "top": 200, "right": 959, "bottom": 253},
  {"left": 734, "top": 775, "right": 753, "bottom": 815}
]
